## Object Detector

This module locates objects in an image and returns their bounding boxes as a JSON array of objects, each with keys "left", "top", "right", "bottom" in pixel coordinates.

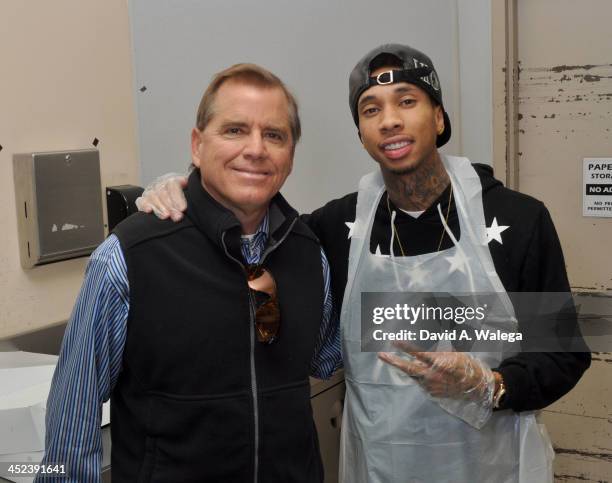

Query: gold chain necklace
[{"left": 386, "top": 183, "right": 454, "bottom": 256}]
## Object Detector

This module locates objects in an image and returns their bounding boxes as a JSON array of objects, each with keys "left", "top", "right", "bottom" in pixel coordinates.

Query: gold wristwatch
[{"left": 493, "top": 371, "right": 507, "bottom": 409}]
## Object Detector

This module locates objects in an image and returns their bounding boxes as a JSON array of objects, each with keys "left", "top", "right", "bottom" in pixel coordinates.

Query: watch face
[{"left": 494, "top": 384, "right": 506, "bottom": 409}]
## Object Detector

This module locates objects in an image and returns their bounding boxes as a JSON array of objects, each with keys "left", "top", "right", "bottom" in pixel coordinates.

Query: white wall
[
  {"left": 0, "top": 1, "right": 139, "bottom": 339},
  {"left": 457, "top": 0, "right": 493, "bottom": 166},
  {"left": 130, "top": 0, "right": 494, "bottom": 214}
]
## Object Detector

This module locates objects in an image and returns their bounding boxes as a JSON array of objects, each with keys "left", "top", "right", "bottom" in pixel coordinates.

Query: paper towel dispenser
[{"left": 13, "top": 149, "right": 105, "bottom": 269}]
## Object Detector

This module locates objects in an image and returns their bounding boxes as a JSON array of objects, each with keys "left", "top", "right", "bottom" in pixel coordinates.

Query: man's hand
[
  {"left": 135, "top": 174, "right": 188, "bottom": 221},
  {"left": 378, "top": 343, "right": 495, "bottom": 402}
]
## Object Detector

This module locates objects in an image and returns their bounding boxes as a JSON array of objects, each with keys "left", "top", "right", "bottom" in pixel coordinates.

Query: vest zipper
[
  {"left": 247, "top": 290, "right": 259, "bottom": 483},
  {"left": 221, "top": 231, "right": 260, "bottom": 483},
  {"left": 220, "top": 217, "right": 298, "bottom": 483},
  {"left": 258, "top": 217, "right": 298, "bottom": 265}
]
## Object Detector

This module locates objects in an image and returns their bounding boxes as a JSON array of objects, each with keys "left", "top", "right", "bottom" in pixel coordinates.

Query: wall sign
[{"left": 583, "top": 158, "right": 612, "bottom": 217}]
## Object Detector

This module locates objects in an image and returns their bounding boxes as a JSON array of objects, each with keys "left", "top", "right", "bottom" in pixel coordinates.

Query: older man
[
  {"left": 139, "top": 45, "right": 590, "bottom": 482},
  {"left": 38, "top": 64, "right": 339, "bottom": 483}
]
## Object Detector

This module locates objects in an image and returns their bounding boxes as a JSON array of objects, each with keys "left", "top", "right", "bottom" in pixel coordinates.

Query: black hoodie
[{"left": 305, "top": 163, "right": 591, "bottom": 412}]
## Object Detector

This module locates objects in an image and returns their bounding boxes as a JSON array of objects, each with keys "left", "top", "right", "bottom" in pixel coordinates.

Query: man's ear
[
  {"left": 287, "top": 156, "right": 294, "bottom": 177},
  {"left": 191, "top": 128, "right": 203, "bottom": 168},
  {"left": 435, "top": 105, "right": 445, "bottom": 135}
]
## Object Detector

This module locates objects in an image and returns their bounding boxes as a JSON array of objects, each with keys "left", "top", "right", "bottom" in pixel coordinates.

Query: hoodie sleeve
[{"left": 495, "top": 204, "right": 591, "bottom": 411}]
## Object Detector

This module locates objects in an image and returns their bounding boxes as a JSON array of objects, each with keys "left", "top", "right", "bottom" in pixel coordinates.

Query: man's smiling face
[
  {"left": 357, "top": 66, "right": 444, "bottom": 176},
  {"left": 191, "top": 79, "right": 294, "bottom": 214}
]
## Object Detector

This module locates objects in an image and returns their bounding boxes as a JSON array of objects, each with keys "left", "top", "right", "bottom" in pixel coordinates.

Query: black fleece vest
[{"left": 110, "top": 172, "right": 325, "bottom": 483}]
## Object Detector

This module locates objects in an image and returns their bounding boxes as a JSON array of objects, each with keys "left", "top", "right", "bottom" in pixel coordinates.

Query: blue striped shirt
[{"left": 38, "top": 214, "right": 341, "bottom": 482}]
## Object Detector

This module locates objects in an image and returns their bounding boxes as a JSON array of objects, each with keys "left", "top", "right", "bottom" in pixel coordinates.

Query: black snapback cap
[{"left": 349, "top": 43, "right": 451, "bottom": 148}]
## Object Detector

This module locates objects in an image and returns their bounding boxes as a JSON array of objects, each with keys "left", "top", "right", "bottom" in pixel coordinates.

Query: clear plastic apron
[{"left": 339, "top": 156, "right": 554, "bottom": 483}]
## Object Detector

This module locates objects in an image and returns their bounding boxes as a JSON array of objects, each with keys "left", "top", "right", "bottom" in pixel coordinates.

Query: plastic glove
[
  {"left": 135, "top": 173, "right": 189, "bottom": 221},
  {"left": 378, "top": 344, "right": 496, "bottom": 429}
]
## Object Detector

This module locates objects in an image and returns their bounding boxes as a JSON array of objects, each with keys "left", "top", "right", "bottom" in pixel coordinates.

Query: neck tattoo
[{"left": 383, "top": 153, "right": 450, "bottom": 211}]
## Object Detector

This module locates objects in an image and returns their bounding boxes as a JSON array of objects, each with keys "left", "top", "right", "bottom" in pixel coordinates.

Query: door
[{"left": 513, "top": 1, "right": 612, "bottom": 480}]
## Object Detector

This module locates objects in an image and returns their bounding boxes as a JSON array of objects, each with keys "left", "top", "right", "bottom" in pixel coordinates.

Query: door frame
[{"left": 491, "top": 0, "right": 519, "bottom": 190}]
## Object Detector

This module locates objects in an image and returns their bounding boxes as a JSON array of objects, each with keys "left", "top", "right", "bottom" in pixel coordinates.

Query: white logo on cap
[{"left": 412, "top": 58, "right": 440, "bottom": 91}]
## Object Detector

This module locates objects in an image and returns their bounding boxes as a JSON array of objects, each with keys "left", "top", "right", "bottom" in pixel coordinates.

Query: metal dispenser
[{"left": 13, "top": 149, "right": 105, "bottom": 268}]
